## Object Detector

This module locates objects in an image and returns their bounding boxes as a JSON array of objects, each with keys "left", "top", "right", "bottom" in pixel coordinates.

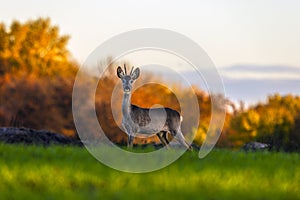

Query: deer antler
[
  {"left": 130, "top": 66, "right": 134, "bottom": 75},
  {"left": 124, "top": 64, "right": 127, "bottom": 75}
]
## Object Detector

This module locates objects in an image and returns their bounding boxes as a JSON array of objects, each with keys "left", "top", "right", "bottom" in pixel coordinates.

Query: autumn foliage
[
  {"left": 0, "top": 18, "right": 299, "bottom": 151},
  {"left": 227, "top": 95, "right": 300, "bottom": 151},
  {"left": 0, "top": 18, "right": 77, "bottom": 136}
]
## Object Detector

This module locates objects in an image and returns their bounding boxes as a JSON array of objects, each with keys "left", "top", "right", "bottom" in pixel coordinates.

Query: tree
[
  {"left": 228, "top": 94, "right": 300, "bottom": 151},
  {"left": 0, "top": 18, "right": 75, "bottom": 76},
  {"left": 0, "top": 18, "right": 78, "bottom": 136}
]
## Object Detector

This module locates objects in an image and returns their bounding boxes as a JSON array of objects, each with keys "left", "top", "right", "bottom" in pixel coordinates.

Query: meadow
[{"left": 0, "top": 144, "right": 299, "bottom": 200}]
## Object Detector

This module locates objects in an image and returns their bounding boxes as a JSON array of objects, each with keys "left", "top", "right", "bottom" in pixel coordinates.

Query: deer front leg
[
  {"left": 128, "top": 134, "right": 134, "bottom": 149},
  {"left": 122, "top": 122, "right": 134, "bottom": 149}
]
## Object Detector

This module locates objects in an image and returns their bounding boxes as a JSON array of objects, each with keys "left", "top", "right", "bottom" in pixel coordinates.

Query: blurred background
[{"left": 0, "top": 0, "right": 299, "bottom": 151}]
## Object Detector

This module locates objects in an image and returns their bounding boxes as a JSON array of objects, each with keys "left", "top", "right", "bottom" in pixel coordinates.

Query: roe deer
[{"left": 117, "top": 65, "right": 192, "bottom": 150}]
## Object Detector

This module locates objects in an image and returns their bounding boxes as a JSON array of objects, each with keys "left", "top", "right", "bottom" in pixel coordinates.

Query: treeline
[
  {"left": 225, "top": 95, "right": 300, "bottom": 151},
  {"left": 0, "top": 18, "right": 299, "bottom": 151},
  {"left": 0, "top": 18, "right": 77, "bottom": 136}
]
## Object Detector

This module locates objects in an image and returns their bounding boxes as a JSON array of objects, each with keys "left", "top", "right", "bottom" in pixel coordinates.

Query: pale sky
[{"left": 0, "top": 0, "right": 300, "bottom": 69}]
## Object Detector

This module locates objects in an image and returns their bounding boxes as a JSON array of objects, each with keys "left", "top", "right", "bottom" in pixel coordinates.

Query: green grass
[{"left": 0, "top": 144, "right": 299, "bottom": 200}]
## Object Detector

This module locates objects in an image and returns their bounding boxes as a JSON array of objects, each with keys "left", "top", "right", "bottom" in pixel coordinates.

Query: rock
[
  {"left": 242, "top": 141, "right": 271, "bottom": 151},
  {"left": 0, "top": 127, "right": 83, "bottom": 146}
]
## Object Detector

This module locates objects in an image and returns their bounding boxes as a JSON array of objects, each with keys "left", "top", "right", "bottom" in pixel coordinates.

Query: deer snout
[{"left": 124, "top": 86, "right": 131, "bottom": 92}]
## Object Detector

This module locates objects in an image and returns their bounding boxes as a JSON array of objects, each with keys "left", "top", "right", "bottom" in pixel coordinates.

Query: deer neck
[{"left": 122, "top": 92, "right": 132, "bottom": 117}]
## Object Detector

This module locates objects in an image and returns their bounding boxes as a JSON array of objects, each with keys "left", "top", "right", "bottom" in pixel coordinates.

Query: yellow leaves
[
  {"left": 0, "top": 17, "right": 73, "bottom": 77},
  {"left": 227, "top": 94, "right": 300, "bottom": 150},
  {"left": 240, "top": 110, "right": 260, "bottom": 137},
  {"left": 193, "top": 126, "right": 207, "bottom": 145}
]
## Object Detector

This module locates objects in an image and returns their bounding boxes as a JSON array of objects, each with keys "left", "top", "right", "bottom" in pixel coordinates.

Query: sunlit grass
[{"left": 0, "top": 144, "right": 299, "bottom": 199}]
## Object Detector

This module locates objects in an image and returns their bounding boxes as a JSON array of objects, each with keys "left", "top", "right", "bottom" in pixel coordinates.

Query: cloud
[{"left": 220, "top": 65, "right": 300, "bottom": 80}]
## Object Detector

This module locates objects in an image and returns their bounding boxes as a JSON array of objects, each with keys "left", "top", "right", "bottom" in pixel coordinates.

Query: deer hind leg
[
  {"left": 162, "top": 131, "right": 170, "bottom": 144},
  {"left": 172, "top": 130, "right": 192, "bottom": 151},
  {"left": 156, "top": 131, "right": 170, "bottom": 149}
]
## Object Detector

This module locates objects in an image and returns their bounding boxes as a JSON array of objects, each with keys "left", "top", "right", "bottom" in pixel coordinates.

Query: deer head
[{"left": 117, "top": 64, "right": 140, "bottom": 93}]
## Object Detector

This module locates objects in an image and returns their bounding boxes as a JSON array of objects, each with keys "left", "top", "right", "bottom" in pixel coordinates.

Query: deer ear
[
  {"left": 131, "top": 68, "right": 140, "bottom": 80},
  {"left": 117, "top": 66, "right": 124, "bottom": 78}
]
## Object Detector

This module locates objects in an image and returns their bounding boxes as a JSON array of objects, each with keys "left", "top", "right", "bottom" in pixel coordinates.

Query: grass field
[{"left": 0, "top": 144, "right": 299, "bottom": 200}]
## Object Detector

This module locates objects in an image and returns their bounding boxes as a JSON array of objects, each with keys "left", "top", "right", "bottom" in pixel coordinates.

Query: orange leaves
[
  {"left": 131, "top": 83, "right": 180, "bottom": 111},
  {"left": 0, "top": 18, "right": 73, "bottom": 77},
  {"left": 0, "top": 73, "right": 75, "bottom": 134}
]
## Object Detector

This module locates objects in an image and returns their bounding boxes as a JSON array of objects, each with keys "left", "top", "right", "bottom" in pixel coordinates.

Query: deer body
[{"left": 117, "top": 65, "right": 191, "bottom": 150}]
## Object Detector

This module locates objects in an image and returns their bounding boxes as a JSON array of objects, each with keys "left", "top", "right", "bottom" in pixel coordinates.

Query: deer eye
[{"left": 130, "top": 80, "right": 133, "bottom": 84}]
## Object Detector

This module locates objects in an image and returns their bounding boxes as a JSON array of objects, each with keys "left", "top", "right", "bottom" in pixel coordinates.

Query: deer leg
[
  {"left": 162, "top": 131, "right": 170, "bottom": 144},
  {"left": 173, "top": 130, "right": 192, "bottom": 151},
  {"left": 156, "top": 131, "right": 170, "bottom": 149},
  {"left": 127, "top": 135, "right": 134, "bottom": 149}
]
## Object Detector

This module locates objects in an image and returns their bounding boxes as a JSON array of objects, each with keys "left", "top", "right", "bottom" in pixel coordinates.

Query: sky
[
  {"left": 0, "top": 0, "right": 299, "bottom": 68},
  {"left": 0, "top": 0, "right": 299, "bottom": 104}
]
